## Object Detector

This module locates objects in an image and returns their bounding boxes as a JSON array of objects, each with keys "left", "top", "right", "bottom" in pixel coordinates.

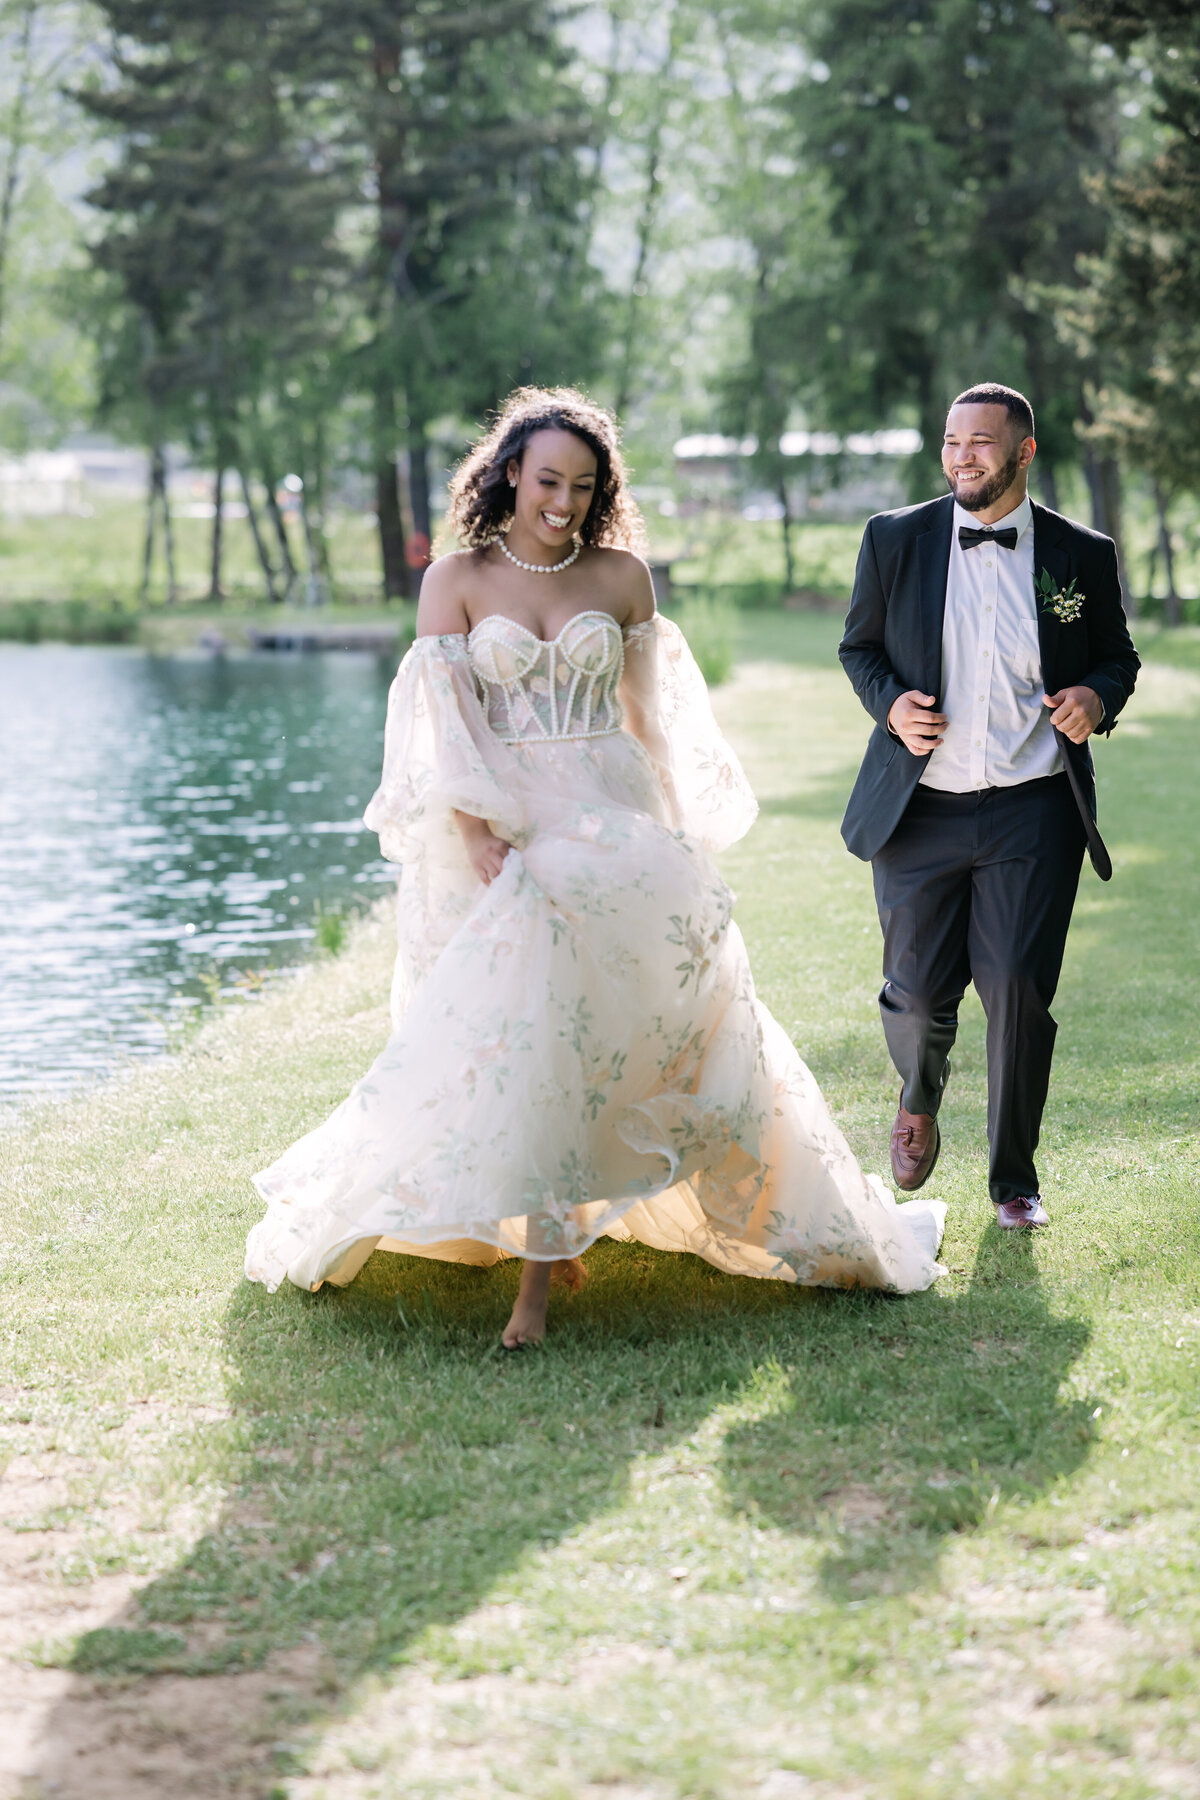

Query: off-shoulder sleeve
[
  {"left": 363, "top": 634, "right": 527, "bottom": 864},
  {"left": 619, "top": 614, "right": 758, "bottom": 852}
]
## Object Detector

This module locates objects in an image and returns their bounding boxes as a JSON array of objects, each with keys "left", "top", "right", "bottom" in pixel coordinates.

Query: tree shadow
[
  {"left": 719, "top": 1230, "right": 1096, "bottom": 1601},
  {"left": 26, "top": 1243, "right": 839, "bottom": 1795}
]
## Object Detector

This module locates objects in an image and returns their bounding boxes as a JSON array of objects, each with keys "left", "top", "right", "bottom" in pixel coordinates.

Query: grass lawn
[
  {"left": 2, "top": 612, "right": 1199, "bottom": 1799},
  {"left": 0, "top": 494, "right": 387, "bottom": 606}
]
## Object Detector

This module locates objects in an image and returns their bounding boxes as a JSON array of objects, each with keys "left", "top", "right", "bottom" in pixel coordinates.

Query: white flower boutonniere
[{"left": 1035, "top": 567, "right": 1085, "bottom": 624}]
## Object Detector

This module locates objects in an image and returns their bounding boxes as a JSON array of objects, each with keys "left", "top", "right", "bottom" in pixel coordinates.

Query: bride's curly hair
[{"left": 445, "top": 386, "right": 647, "bottom": 554}]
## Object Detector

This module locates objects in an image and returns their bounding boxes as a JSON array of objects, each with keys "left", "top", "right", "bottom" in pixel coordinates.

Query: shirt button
[
  {"left": 982, "top": 650, "right": 989, "bottom": 658},
  {"left": 985, "top": 605, "right": 993, "bottom": 613},
  {"left": 985, "top": 559, "right": 993, "bottom": 568},
  {"left": 975, "top": 739, "right": 982, "bottom": 747}
]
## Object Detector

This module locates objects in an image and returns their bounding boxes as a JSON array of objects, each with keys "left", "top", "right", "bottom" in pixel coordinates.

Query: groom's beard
[{"left": 947, "top": 448, "right": 1022, "bottom": 513}]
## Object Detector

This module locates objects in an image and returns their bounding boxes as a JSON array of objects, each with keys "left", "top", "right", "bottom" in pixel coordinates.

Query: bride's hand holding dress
[{"left": 245, "top": 389, "right": 946, "bottom": 1346}]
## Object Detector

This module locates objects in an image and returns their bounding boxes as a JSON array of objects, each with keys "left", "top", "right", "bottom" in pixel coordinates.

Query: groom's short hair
[{"left": 950, "top": 383, "right": 1035, "bottom": 439}]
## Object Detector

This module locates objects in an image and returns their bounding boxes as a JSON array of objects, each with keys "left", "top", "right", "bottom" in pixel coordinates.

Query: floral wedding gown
[{"left": 245, "top": 610, "right": 945, "bottom": 1295}]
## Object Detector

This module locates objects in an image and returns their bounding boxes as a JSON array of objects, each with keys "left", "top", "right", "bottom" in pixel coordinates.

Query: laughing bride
[{"left": 245, "top": 387, "right": 945, "bottom": 1346}]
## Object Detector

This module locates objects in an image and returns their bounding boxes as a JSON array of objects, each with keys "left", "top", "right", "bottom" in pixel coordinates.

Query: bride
[{"left": 246, "top": 387, "right": 945, "bottom": 1346}]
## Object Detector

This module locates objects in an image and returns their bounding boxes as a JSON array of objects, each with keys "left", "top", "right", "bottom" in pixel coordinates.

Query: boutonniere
[{"left": 1035, "top": 567, "right": 1085, "bottom": 624}]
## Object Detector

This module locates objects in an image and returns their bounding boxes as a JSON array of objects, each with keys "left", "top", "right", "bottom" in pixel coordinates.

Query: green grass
[
  {"left": 0, "top": 490, "right": 386, "bottom": 605},
  {"left": 6, "top": 476, "right": 1200, "bottom": 630},
  {"left": 2, "top": 613, "right": 1199, "bottom": 1797}
]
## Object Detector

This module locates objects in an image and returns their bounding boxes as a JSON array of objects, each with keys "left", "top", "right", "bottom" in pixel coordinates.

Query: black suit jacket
[{"left": 838, "top": 494, "right": 1140, "bottom": 863}]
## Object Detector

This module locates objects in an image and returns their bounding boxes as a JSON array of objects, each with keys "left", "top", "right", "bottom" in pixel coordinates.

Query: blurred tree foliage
[
  {"left": 78, "top": 0, "right": 601, "bottom": 600},
  {"left": 1063, "top": 0, "right": 1200, "bottom": 618},
  {"left": 0, "top": 2, "right": 100, "bottom": 449},
  {"left": 722, "top": 0, "right": 1119, "bottom": 512},
  {"left": 279, "top": 1, "right": 603, "bottom": 595},
  {"left": 77, "top": 2, "right": 351, "bottom": 601},
  {"left": 4, "top": 0, "right": 1200, "bottom": 609}
]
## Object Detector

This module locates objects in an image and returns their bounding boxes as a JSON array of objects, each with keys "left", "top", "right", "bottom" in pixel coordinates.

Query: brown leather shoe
[{"left": 890, "top": 1101, "right": 940, "bottom": 1191}]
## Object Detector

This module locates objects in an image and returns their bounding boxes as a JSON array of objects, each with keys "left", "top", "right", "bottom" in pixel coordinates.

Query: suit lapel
[
  {"left": 1032, "top": 502, "right": 1072, "bottom": 690},
  {"left": 917, "top": 496, "right": 954, "bottom": 697}
]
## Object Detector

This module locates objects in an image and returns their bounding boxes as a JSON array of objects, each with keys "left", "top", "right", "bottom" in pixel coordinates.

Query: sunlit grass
[
  {"left": 2, "top": 612, "right": 1198, "bottom": 1797},
  {"left": 0, "top": 489, "right": 384, "bottom": 605}
]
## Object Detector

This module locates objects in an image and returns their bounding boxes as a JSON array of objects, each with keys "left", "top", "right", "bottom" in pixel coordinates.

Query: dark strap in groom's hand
[
  {"left": 958, "top": 525, "right": 1019, "bottom": 550},
  {"left": 1053, "top": 726, "right": 1113, "bottom": 881}
]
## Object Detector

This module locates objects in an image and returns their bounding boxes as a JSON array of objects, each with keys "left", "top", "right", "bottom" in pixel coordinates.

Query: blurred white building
[
  {"left": 672, "top": 428, "right": 924, "bottom": 522},
  {"left": 0, "top": 451, "right": 88, "bottom": 518}
]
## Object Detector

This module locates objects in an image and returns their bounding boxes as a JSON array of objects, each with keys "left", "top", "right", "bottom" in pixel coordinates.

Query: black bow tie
[{"left": 958, "top": 525, "right": 1019, "bottom": 551}]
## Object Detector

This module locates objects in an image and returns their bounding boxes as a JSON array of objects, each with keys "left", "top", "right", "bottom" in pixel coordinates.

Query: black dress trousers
[{"left": 871, "top": 772, "right": 1086, "bottom": 1206}]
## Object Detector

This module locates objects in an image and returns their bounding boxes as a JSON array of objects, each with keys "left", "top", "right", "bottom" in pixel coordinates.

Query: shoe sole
[
  {"left": 894, "top": 1120, "right": 940, "bottom": 1192},
  {"left": 995, "top": 1215, "right": 1048, "bottom": 1230}
]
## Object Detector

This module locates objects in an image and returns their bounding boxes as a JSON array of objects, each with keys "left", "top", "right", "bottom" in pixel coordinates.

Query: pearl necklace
[{"left": 495, "top": 533, "right": 581, "bottom": 575}]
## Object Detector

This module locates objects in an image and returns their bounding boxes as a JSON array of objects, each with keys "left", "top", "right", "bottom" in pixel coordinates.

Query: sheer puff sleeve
[
  {"left": 363, "top": 633, "right": 527, "bottom": 865},
  {"left": 619, "top": 615, "right": 758, "bottom": 852},
  {"left": 363, "top": 636, "right": 531, "bottom": 1021}
]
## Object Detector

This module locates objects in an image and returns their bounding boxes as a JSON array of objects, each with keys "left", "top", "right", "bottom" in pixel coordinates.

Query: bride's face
[{"left": 507, "top": 428, "right": 598, "bottom": 549}]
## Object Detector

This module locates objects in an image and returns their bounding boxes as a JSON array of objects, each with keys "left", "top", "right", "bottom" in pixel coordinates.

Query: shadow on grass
[
  {"left": 719, "top": 1230, "right": 1095, "bottom": 1600},
  {"left": 755, "top": 769, "right": 862, "bottom": 824},
  {"left": 20, "top": 1244, "right": 838, "bottom": 1790},
  {"left": 29, "top": 1231, "right": 1095, "bottom": 1792}
]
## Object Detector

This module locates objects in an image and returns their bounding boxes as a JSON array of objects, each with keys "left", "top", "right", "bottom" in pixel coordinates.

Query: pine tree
[
  {"left": 78, "top": 1, "right": 351, "bottom": 600},
  {"left": 1066, "top": 0, "right": 1200, "bottom": 617},
  {"left": 284, "top": 2, "right": 602, "bottom": 596},
  {"left": 731, "top": 0, "right": 1119, "bottom": 506}
]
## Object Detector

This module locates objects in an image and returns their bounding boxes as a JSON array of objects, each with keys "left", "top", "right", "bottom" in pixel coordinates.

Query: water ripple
[{"left": 0, "top": 643, "right": 398, "bottom": 1105}]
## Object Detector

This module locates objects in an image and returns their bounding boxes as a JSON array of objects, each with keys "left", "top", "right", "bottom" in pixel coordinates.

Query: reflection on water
[{"left": 0, "top": 644, "right": 398, "bottom": 1104}]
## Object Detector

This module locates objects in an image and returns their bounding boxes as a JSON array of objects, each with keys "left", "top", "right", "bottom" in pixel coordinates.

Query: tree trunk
[
  {"left": 208, "top": 464, "right": 225, "bottom": 603},
  {"left": 1083, "top": 448, "right": 1133, "bottom": 616},
  {"left": 310, "top": 415, "right": 334, "bottom": 586},
  {"left": 139, "top": 449, "right": 158, "bottom": 602},
  {"left": 260, "top": 466, "right": 297, "bottom": 598},
  {"left": 1038, "top": 462, "right": 1061, "bottom": 515},
  {"left": 376, "top": 452, "right": 410, "bottom": 600},
  {"left": 0, "top": 0, "right": 35, "bottom": 355},
  {"left": 408, "top": 422, "right": 432, "bottom": 568},
  {"left": 614, "top": 0, "right": 682, "bottom": 419},
  {"left": 1098, "top": 455, "right": 1132, "bottom": 616},
  {"left": 298, "top": 485, "right": 328, "bottom": 606},
  {"left": 239, "top": 467, "right": 279, "bottom": 604},
  {"left": 161, "top": 457, "right": 178, "bottom": 605},
  {"left": 1083, "top": 446, "right": 1105, "bottom": 531},
  {"left": 777, "top": 470, "right": 795, "bottom": 593},
  {"left": 1153, "top": 480, "right": 1180, "bottom": 627}
]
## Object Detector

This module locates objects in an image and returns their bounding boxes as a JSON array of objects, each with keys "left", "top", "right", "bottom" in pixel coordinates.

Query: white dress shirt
[{"left": 919, "top": 494, "right": 1062, "bottom": 792}]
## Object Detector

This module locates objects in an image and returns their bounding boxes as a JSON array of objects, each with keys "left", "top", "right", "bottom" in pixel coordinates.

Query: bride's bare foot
[
  {"left": 501, "top": 1259, "right": 553, "bottom": 1349},
  {"left": 551, "top": 1255, "right": 588, "bottom": 1293},
  {"left": 501, "top": 1258, "right": 586, "bottom": 1348}
]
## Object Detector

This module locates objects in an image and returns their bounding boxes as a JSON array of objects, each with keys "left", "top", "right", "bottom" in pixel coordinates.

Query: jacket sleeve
[
  {"left": 838, "top": 519, "right": 909, "bottom": 730},
  {"left": 1078, "top": 541, "right": 1140, "bottom": 734}
]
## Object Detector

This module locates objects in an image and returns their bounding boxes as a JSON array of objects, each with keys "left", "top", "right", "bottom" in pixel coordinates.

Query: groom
[{"left": 839, "top": 383, "right": 1139, "bottom": 1228}]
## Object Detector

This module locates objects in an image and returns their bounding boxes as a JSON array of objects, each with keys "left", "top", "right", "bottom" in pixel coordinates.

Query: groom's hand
[
  {"left": 887, "top": 691, "right": 948, "bottom": 756},
  {"left": 1044, "top": 685, "right": 1103, "bottom": 744}
]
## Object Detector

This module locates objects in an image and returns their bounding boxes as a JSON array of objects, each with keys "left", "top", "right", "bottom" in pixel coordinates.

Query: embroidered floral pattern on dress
[{"left": 245, "top": 614, "right": 946, "bottom": 1298}]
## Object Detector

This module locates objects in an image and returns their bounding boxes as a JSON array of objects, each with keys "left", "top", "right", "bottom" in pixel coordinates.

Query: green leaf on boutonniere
[{"left": 1035, "top": 567, "right": 1085, "bottom": 624}]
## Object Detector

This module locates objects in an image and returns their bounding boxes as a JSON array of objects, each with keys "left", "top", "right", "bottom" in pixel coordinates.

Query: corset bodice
[{"left": 467, "top": 609, "right": 626, "bottom": 744}]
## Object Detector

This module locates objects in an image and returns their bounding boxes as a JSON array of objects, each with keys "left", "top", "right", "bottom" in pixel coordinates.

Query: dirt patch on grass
[{"left": 1, "top": 1418, "right": 328, "bottom": 1799}]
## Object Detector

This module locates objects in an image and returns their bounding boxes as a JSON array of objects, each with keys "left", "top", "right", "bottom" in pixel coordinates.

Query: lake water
[{"left": 0, "top": 644, "right": 399, "bottom": 1106}]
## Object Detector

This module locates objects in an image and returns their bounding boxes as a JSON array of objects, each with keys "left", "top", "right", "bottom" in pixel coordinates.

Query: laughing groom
[{"left": 839, "top": 383, "right": 1139, "bottom": 1229}]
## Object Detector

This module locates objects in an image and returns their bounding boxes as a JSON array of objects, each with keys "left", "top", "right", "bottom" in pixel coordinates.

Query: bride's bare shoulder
[
  {"left": 416, "top": 550, "right": 479, "bottom": 636},
  {"left": 588, "top": 545, "right": 656, "bottom": 626}
]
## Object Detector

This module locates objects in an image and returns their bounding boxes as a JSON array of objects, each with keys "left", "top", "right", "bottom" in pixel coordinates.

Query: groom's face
[{"left": 941, "top": 403, "right": 1032, "bottom": 514}]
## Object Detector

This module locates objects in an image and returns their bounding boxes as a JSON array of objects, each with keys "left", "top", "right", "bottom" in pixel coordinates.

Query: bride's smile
[{"left": 246, "top": 386, "right": 946, "bottom": 1347}]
